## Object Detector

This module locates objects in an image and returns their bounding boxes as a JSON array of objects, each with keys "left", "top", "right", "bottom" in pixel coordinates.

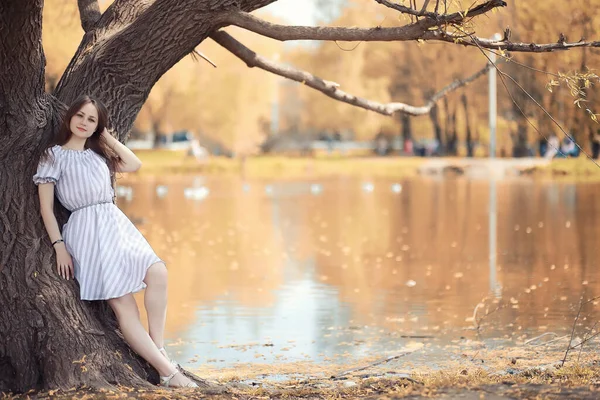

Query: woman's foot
[{"left": 160, "top": 370, "right": 198, "bottom": 388}]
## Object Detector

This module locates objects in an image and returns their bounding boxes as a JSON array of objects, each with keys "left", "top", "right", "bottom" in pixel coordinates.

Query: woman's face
[{"left": 69, "top": 102, "right": 99, "bottom": 139}]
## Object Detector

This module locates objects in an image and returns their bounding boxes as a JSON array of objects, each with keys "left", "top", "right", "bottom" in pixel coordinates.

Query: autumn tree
[
  {"left": 291, "top": 0, "right": 600, "bottom": 156},
  {"left": 2, "top": 0, "right": 600, "bottom": 393}
]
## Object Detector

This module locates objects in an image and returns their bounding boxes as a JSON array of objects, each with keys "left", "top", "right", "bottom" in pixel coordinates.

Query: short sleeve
[{"left": 33, "top": 148, "right": 61, "bottom": 185}]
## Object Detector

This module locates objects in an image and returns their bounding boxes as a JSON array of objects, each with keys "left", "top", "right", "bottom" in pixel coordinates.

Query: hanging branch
[
  {"left": 77, "top": 0, "right": 102, "bottom": 32},
  {"left": 211, "top": 30, "right": 492, "bottom": 116}
]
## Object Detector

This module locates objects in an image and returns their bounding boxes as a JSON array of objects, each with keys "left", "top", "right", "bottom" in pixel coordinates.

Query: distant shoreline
[{"left": 132, "top": 150, "right": 600, "bottom": 179}]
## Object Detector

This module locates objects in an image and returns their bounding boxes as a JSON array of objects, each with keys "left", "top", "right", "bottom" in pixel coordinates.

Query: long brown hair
[{"left": 41, "top": 95, "right": 119, "bottom": 175}]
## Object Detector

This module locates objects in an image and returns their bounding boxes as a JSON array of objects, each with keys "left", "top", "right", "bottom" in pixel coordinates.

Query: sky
[{"left": 262, "top": 0, "right": 319, "bottom": 25}]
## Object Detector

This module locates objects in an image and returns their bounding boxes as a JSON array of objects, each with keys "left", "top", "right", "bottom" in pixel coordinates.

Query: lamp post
[
  {"left": 488, "top": 33, "right": 502, "bottom": 297},
  {"left": 488, "top": 32, "right": 502, "bottom": 159}
]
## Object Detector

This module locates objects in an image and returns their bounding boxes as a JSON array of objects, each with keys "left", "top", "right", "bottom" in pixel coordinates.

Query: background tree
[
  {"left": 285, "top": 0, "right": 600, "bottom": 156},
  {"left": 2, "top": 0, "right": 600, "bottom": 393}
]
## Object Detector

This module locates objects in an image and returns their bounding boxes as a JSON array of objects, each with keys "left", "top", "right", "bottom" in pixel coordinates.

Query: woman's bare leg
[
  {"left": 143, "top": 262, "right": 168, "bottom": 351},
  {"left": 108, "top": 294, "right": 193, "bottom": 386},
  {"left": 108, "top": 294, "right": 174, "bottom": 375}
]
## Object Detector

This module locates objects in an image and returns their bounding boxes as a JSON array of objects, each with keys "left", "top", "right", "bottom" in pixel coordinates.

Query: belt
[{"left": 72, "top": 201, "right": 113, "bottom": 213}]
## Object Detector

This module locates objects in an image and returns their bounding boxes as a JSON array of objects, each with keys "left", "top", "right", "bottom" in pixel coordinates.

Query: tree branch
[
  {"left": 223, "top": 11, "right": 425, "bottom": 41},
  {"left": 77, "top": 0, "right": 102, "bottom": 32},
  {"left": 221, "top": 0, "right": 507, "bottom": 43},
  {"left": 55, "top": 0, "right": 278, "bottom": 138},
  {"left": 223, "top": 5, "right": 600, "bottom": 56},
  {"left": 211, "top": 30, "right": 491, "bottom": 116},
  {"left": 423, "top": 29, "right": 600, "bottom": 52},
  {"left": 374, "top": 0, "right": 506, "bottom": 24}
]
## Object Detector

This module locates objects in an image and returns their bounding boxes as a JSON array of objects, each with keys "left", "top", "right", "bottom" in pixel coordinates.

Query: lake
[{"left": 117, "top": 175, "right": 600, "bottom": 372}]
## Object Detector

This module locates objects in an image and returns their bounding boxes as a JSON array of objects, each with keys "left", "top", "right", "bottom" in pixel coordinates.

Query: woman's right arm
[{"left": 38, "top": 183, "right": 73, "bottom": 280}]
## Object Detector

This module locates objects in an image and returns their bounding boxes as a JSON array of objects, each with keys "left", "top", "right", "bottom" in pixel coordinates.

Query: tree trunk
[
  {"left": 0, "top": 2, "right": 155, "bottom": 392},
  {"left": 400, "top": 113, "right": 412, "bottom": 142},
  {"left": 461, "top": 94, "right": 474, "bottom": 157},
  {"left": 429, "top": 104, "right": 443, "bottom": 155},
  {"left": 0, "top": 0, "right": 277, "bottom": 392},
  {"left": 441, "top": 97, "right": 458, "bottom": 156},
  {"left": 512, "top": 119, "right": 529, "bottom": 157}
]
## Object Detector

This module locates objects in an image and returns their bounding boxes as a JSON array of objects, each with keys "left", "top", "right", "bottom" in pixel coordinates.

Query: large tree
[{"left": 1, "top": 0, "right": 599, "bottom": 393}]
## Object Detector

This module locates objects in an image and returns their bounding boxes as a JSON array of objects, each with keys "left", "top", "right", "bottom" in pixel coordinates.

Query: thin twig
[
  {"left": 191, "top": 49, "right": 218, "bottom": 68},
  {"left": 331, "top": 348, "right": 421, "bottom": 379},
  {"left": 562, "top": 296, "right": 585, "bottom": 366},
  {"left": 531, "top": 335, "right": 569, "bottom": 348},
  {"left": 524, "top": 332, "right": 558, "bottom": 345},
  {"left": 472, "top": 302, "right": 484, "bottom": 335},
  {"left": 487, "top": 49, "right": 562, "bottom": 78},
  {"left": 568, "top": 331, "right": 600, "bottom": 351}
]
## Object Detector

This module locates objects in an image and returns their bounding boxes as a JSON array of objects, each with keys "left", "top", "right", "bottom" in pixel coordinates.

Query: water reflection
[{"left": 116, "top": 176, "right": 600, "bottom": 368}]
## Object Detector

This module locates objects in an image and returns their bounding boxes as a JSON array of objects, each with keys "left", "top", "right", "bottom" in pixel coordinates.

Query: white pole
[
  {"left": 489, "top": 33, "right": 502, "bottom": 297},
  {"left": 488, "top": 33, "right": 501, "bottom": 158}
]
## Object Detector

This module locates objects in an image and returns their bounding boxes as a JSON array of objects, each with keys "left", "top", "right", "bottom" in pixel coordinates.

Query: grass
[
  {"left": 529, "top": 157, "right": 600, "bottom": 179},
  {"left": 132, "top": 150, "right": 600, "bottom": 179},
  {"left": 10, "top": 364, "right": 600, "bottom": 399},
  {"left": 6, "top": 343, "right": 600, "bottom": 399},
  {"left": 132, "top": 150, "right": 426, "bottom": 179}
]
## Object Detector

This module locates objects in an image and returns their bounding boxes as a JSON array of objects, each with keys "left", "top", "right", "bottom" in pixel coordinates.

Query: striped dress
[{"left": 33, "top": 145, "right": 163, "bottom": 301}]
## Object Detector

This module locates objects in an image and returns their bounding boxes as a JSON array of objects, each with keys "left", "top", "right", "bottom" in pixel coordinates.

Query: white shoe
[{"left": 159, "top": 370, "right": 198, "bottom": 388}]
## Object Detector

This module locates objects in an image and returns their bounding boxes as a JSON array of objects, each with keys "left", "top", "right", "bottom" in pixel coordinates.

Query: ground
[{"left": 6, "top": 341, "right": 600, "bottom": 399}]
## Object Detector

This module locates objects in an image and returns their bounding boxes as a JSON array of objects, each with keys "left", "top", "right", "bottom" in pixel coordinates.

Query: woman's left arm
[{"left": 101, "top": 129, "right": 142, "bottom": 173}]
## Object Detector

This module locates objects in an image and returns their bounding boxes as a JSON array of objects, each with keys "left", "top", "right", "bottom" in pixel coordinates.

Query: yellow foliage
[{"left": 42, "top": 0, "right": 600, "bottom": 153}]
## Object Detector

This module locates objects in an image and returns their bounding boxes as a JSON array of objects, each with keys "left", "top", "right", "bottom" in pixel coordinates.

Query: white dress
[{"left": 33, "top": 145, "right": 163, "bottom": 300}]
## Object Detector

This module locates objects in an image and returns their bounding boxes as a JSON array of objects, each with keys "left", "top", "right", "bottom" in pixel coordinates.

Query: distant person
[
  {"left": 538, "top": 137, "right": 547, "bottom": 157},
  {"left": 187, "top": 138, "right": 208, "bottom": 162},
  {"left": 374, "top": 132, "right": 391, "bottom": 156},
  {"left": 592, "top": 129, "right": 600, "bottom": 159},
  {"left": 545, "top": 134, "right": 560, "bottom": 159},
  {"left": 403, "top": 138, "right": 414, "bottom": 155},
  {"left": 559, "top": 136, "right": 578, "bottom": 157}
]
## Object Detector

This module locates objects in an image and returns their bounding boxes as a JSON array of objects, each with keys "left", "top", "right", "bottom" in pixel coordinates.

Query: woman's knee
[
  {"left": 107, "top": 294, "right": 139, "bottom": 318},
  {"left": 144, "top": 262, "right": 168, "bottom": 287}
]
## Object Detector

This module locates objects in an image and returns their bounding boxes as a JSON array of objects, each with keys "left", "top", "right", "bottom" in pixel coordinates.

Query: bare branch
[
  {"left": 223, "top": 11, "right": 423, "bottom": 41},
  {"left": 191, "top": 49, "right": 217, "bottom": 68},
  {"left": 374, "top": 0, "right": 506, "bottom": 23},
  {"left": 423, "top": 30, "right": 600, "bottom": 52},
  {"left": 420, "top": 0, "right": 432, "bottom": 13},
  {"left": 77, "top": 0, "right": 102, "bottom": 32},
  {"left": 223, "top": 5, "right": 600, "bottom": 55},
  {"left": 211, "top": 31, "right": 491, "bottom": 116},
  {"left": 221, "top": 0, "right": 506, "bottom": 43}
]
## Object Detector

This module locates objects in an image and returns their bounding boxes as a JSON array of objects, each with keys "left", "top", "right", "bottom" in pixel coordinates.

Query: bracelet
[{"left": 52, "top": 239, "right": 64, "bottom": 246}]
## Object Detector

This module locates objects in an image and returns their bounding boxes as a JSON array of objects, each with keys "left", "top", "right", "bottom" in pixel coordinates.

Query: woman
[{"left": 33, "top": 95, "right": 197, "bottom": 388}]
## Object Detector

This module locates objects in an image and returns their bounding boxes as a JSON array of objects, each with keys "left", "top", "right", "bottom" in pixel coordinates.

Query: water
[{"left": 117, "top": 175, "right": 600, "bottom": 370}]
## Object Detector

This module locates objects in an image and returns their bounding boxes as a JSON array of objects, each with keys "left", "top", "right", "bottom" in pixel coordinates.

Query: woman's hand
[
  {"left": 101, "top": 127, "right": 143, "bottom": 173},
  {"left": 100, "top": 128, "right": 116, "bottom": 144},
  {"left": 54, "top": 243, "right": 74, "bottom": 280}
]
